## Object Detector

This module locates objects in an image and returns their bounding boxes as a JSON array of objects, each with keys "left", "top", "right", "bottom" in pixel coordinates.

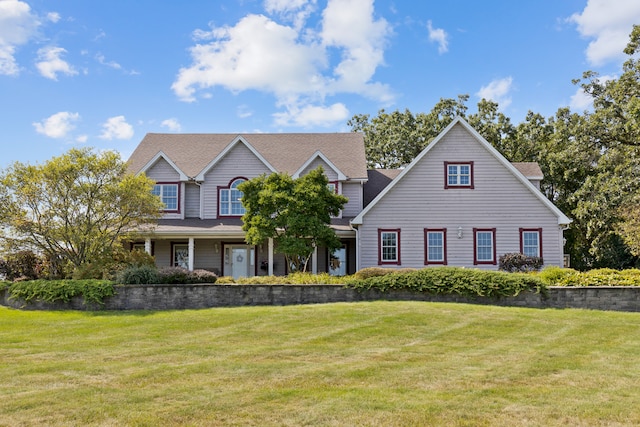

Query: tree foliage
[
  {"left": 239, "top": 167, "right": 348, "bottom": 272},
  {"left": 0, "top": 147, "right": 163, "bottom": 277}
]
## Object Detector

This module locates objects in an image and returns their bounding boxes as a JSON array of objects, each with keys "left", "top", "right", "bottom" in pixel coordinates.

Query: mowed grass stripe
[{"left": 1, "top": 302, "right": 639, "bottom": 426}]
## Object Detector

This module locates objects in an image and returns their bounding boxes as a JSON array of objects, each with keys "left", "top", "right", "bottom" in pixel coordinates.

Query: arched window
[{"left": 219, "top": 178, "right": 246, "bottom": 216}]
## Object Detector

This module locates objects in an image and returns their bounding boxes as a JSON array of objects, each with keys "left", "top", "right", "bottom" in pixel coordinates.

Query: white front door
[{"left": 224, "top": 245, "right": 255, "bottom": 279}]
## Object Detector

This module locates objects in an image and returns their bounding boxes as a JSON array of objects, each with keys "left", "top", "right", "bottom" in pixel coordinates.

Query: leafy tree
[
  {"left": 239, "top": 167, "right": 348, "bottom": 272},
  {"left": 0, "top": 147, "right": 163, "bottom": 277}
]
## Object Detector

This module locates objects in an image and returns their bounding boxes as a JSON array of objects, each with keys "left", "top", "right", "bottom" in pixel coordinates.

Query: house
[
  {"left": 126, "top": 133, "right": 368, "bottom": 278},
  {"left": 127, "top": 117, "right": 571, "bottom": 278},
  {"left": 352, "top": 117, "right": 572, "bottom": 269}
]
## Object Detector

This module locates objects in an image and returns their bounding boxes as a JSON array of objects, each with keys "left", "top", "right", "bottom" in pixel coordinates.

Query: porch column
[
  {"left": 268, "top": 238, "right": 274, "bottom": 276},
  {"left": 312, "top": 245, "right": 318, "bottom": 274},
  {"left": 188, "top": 237, "right": 195, "bottom": 271},
  {"left": 145, "top": 238, "right": 152, "bottom": 255}
]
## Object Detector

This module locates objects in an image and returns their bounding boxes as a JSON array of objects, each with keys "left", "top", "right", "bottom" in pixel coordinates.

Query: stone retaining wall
[{"left": 2, "top": 284, "right": 640, "bottom": 312}]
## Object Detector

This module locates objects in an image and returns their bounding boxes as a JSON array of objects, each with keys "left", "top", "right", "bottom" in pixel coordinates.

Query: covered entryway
[{"left": 224, "top": 244, "right": 256, "bottom": 279}]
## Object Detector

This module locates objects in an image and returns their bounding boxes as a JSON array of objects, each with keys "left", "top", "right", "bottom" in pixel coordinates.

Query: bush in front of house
[
  {"left": 0, "top": 250, "right": 46, "bottom": 281},
  {"left": 538, "top": 267, "right": 640, "bottom": 286},
  {"left": 499, "top": 253, "right": 544, "bottom": 273},
  {"left": 345, "top": 266, "right": 546, "bottom": 298},
  {"left": 4, "top": 279, "right": 115, "bottom": 305},
  {"left": 115, "top": 265, "right": 217, "bottom": 285}
]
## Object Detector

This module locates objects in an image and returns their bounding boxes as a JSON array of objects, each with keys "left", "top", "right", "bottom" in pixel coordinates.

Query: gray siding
[
  {"left": 342, "top": 181, "right": 363, "bottom": 217},
  {"left": 201, "top": 143, "right": 272, "bottom": 219},
  {"left": 184, "top": 183, "right": 201, "bottom": 218},
  {"left": 358, "top": 123, "right": 564, "bottom": 270},
  {"left": 299, "top": 157, "right": 339, "bottom": 180}
]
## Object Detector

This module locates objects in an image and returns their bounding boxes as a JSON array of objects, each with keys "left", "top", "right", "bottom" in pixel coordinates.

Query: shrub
[
  {"left": 5, "top": 279, "right": 115, "bottom": 305},
  {"left": 548, "top": 268, "right": 640, "bottom": 287},
  {"left": 116, "top": 265, "right": 160, "bottom": 285},
  {"left": 157, "top": 267, "right": 191, "bottom": 284},
  {"left": 346, "top": 267, "right": 546, "bottom": 298},
  {"left": 188, "top": 269, "right": 218, "bottom": 284},
  {"left": 537, "top": 266, "right": 579, "bottom": 285},
  {"left": 352, "top": 267, "right": 400, "bottom": 280},
  {"left": 499, "top": 253, "right": 544, "bottom": 272},
  {"left": 73, "top": 246, "right": 157, "bottom": 280},
  {"left": 0, "top": 251, "right": 45, "bottom": 281}
]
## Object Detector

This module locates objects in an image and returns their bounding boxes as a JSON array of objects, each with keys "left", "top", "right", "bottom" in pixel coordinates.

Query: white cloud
[
  {"left": 569, "top": 0, "right": 640, "bottom": 65},
  {"left": 100, "top": 116, "right": 134, "bottom": 140},
  {"left": 476, "top": 77, "right": 514, "bottom": 109},
  {"left": 96, "top": 53, "right": 122, "bottom": 70},
  {"left": 33, "top": 111, "right": 80, "bottom": 138},
  {"left": 0, "top": 0, "right": 41, "bottom": 75},
  {"left": 237, "top": 105, "right": 253, "bottom": 119},
  {"left": 35, "top": 46, "right": 77, "bottom": 80},
  {"left": 273, "top": 102, "right": 349, "bottom": 127},
  {"left": 427, "top": 20, "right": 448, "bottom": 54},
  {"left": 161, "top": 118, "right": 181, "bottom": 132},
  {"left": 76, "top": 134, "right": 88, "bottom": 143},
  {"left": 46, "top": 12, "right": 60, "bottom": 23},
  {"left": 172, "top": 0, "right": 393, "bottom": 127}
]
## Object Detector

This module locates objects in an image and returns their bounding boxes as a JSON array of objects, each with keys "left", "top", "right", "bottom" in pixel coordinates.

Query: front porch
[{"left": 131, "top": 219, "right": 356, "bottom": 279}]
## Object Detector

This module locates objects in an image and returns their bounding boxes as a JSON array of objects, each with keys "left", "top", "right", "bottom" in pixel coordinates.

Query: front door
[
  {"left": 224, "top": 245, "right": 255, "bottom": 279},
  {"left": 329, "top": 245, "right": 347, "bottom": 276}
]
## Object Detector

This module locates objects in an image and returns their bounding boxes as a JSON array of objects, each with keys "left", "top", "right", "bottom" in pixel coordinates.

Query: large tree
[
  {"left": 0, "top": 147, "right": 163, "bottom": 275},
  {"left": 239, "top": 167, "right": 348, "bottom": 272}
]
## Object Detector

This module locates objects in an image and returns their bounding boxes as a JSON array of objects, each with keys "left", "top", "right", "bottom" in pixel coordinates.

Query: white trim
[
  {"left": 293, "top": 150, "right": 347, "bottom": 181},
  {"left": 195, "top": 136, "right": 277, "bottom": 181},
  {"left": 139, "top": 151, "right": 189, "bottom": 181},
  {"left": 351, "top": 116, "right": 572, "bottom": 226}
]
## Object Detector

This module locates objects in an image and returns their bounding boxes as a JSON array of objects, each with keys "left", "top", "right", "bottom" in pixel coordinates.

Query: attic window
[
  {"left": 152, "top": 183, "right": 179, "bottom": 212},
  {"left": 444, "top": 162, "right": 474, "bottom": 189}
]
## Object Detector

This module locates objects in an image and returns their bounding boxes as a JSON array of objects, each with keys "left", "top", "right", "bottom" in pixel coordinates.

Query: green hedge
[
  {"left": 345, "top": 267, "right": 545, "bottom": 298},
  {"left": 538, "top": 267, "right": 640, "bottom": 287},
  {"left": 4, "top": 279, "right": 115, "bottom": 305}
]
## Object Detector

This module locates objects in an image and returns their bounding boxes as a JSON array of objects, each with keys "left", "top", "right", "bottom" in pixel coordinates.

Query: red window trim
[
  {"left": 424, "top": 228, "right": 447, "bottom": 265},
  {"left": 473, "top": 228, "right": 496, "bottom": 265},
  {"left": 217, "top": 176, "right": 249, "bottom": 218},
  {"left": 378, "top": 228, "right": 401, "bottom": 265},
  {"left": 520, "top": 228, "right": 543, "bottom": 259},
  {"left": 444, "top": 161, "right": 474, "bottom": 189}
]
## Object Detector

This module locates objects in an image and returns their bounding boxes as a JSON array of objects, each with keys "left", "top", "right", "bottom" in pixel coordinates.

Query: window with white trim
[
  {"left": 445, "top": 162, "right": 474, "bottom": 189},
  {"left": 152, "top": 183, "right": 179, "bottom": 211},
  {"left": 219, "top": 178, "right": 246, "bottom": 216},
  {"left": 378, "top": 229, "right": 400, "bottom": 265},
  {"left": 474, "top": 228, "right": 496, "bottom": 265},
  {"left": 520, "top": 228, "right": 542, "bottom": 258},
  {"left": 425, "top": 229, "right": 447, "bottom": 265}
]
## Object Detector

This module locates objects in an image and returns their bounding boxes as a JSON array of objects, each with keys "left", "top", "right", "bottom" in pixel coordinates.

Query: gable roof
[
  {"left": 127, "top": 132, "right": 368, "bottom": 181},
  {"left": 351, "top": 116, "right": 572, "bottom": 226}
]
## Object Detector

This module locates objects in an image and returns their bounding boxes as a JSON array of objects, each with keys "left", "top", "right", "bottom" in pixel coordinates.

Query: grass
[{"left": 1, "top": 302, "right": 640, "bottom": 426}]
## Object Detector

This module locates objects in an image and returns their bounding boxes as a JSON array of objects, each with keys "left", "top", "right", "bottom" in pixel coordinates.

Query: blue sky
[{"left": 1, "top": 0, "right": 639, "bottom": 169}]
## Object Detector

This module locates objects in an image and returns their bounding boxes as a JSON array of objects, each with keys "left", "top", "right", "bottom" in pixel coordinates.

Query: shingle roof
[
  {"left": 364, "top": 169, "right": 402, "bottom": 207},
  {"left": 512, "top": 162, "right": 543, "bottom": 179},
  {"left": 127, "top": 133, "right": 368, "bottom": 181}
]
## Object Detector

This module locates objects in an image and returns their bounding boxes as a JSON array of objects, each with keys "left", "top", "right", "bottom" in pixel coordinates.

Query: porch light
[
  {"left": 214, "top": 243, "right": 219, "bottom": 253},
  {"left": 457, "top": 226, "right": 463, "bottom": 239}
]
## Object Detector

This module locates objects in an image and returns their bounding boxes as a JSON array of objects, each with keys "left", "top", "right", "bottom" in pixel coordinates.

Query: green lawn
[{"left": 1, "top": 302, "right": 639, "bottom": 426}]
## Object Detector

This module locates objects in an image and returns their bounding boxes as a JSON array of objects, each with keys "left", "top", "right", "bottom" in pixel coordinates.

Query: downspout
[{"left": 350, "top": 221, "right": 360, "bottom": 272}]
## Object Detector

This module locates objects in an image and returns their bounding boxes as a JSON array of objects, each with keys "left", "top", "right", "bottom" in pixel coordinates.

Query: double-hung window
[
  {"left": 219, "top": 178, "right": 246, "bottom": 216},
  {"left": 378, "top": 229, "right": 400, "bottom": 265},
  {"left": 444, "top": 162, "right": 474, "bottom": 189},
  {"left": 424, "top": 229, "right": 447, "bottom": 265},
  {"left": 520, "top": 228, "right": 542, "bottom": 258},
  {"left": 152, "top": 183, "right": 179, "bottom": 212},
  {"left": 474, "top": 228, "right": 496, "bottom": 265}
]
